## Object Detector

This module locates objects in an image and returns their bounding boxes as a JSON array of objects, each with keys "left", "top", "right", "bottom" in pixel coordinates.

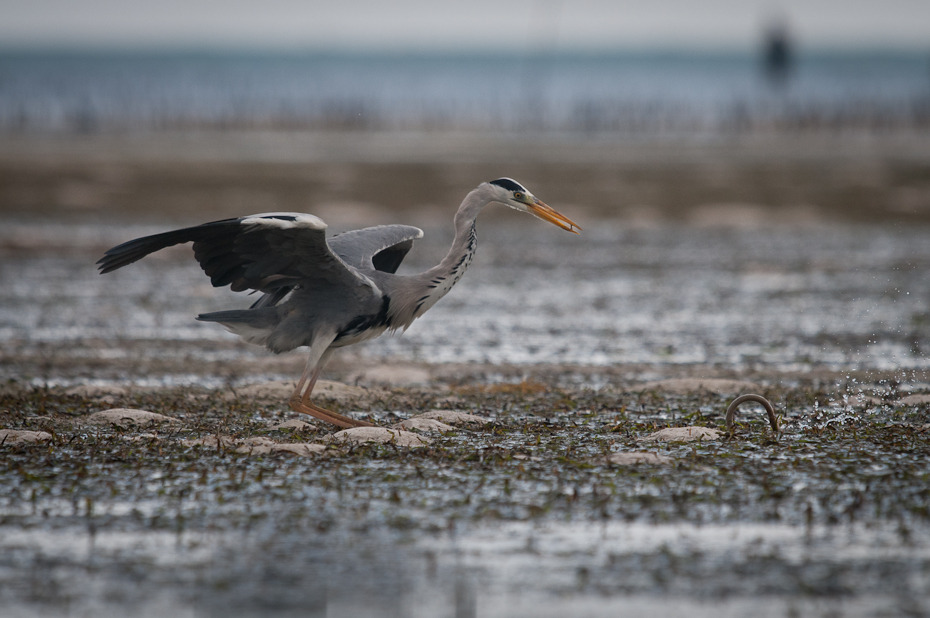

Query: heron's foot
[{"left": 288, "top": 396, "right": 375, "bottom": 428}]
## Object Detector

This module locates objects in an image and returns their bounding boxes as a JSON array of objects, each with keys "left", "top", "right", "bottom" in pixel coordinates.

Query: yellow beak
[{"left": 527, "top": 198, "right": 582, "bottom": 234}]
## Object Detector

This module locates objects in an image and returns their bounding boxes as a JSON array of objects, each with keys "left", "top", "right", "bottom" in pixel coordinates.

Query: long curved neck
[
  {"left": 387, "top": 186, "right": 491, "bottom": 328},
  {"left": 428, "top": 187, "right": 486, "bottom": 282}
]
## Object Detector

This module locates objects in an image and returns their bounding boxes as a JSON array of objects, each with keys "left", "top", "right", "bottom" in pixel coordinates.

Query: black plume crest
[{"left": 489, "top": 178, "right": 526, "bottom": 193}]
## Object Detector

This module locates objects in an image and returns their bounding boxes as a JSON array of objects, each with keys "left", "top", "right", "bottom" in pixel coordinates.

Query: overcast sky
[{"left": 2, "top": 0, "right": 929, "bottom": 52}]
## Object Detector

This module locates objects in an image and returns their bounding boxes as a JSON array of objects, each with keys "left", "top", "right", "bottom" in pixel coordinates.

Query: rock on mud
[
  {"left": 0, "top": 429, "right": 53, "bottom": 445},
  {"left": 182, "top": 434, "right": 326, "bottom": 457},
  {"left": 327, "top": 427, "right": 431, "bottom": 447},
  {"left": 393, "top": 417, "right": 455, "bottom": 433},
  {"left": 235, "top": 437, "right": 326, "bottom": 457},
  {"left": 413, "top": 410, "right": 490, "bottom": 428},
  {"left": 86, "top": 408, "right": 179, "bottom": 428},
  {"left": 640, "top": 426, "right": 722, "bottom": 442}
]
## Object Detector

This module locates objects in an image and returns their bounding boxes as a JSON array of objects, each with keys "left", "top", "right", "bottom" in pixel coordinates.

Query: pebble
[
  {"left": 182, "top": 434, "right": 326, "bottom": 457},
  {"left": 393, "top": 417, "right": 455, "bottom": 432},
  {"left": 414, "top": 409, "right": 490, "bottom": 428},
  {"left": 86, "top": 408, "right": 179, "bottom": 428},
  {"left": 235, "top": 437, "right": 326, "bottom": 457},
  {"left": 327, "top": 427, "right": 431, "bottom": 447},
  {"left": 640, "top": 426, "right": 722, "bottom": 442},
  {"left": 0, "top": 429, "right": 53, "bottom": 445}
]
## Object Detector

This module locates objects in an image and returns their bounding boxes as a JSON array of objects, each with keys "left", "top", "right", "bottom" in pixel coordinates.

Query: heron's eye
[{"left": 513, "top": 192, "right": 524, "bottom": 200}]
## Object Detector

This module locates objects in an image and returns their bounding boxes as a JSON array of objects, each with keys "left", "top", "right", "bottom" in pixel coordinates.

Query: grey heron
[{"left": 97, "top": 178, "right": 581, "bottom": 428}]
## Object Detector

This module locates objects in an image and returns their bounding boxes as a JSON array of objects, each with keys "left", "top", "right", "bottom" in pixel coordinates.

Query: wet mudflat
[
  {"left": 2, "top": 379, "right": 929, "bottom": 617},
  {"left": 2, "top": 131, "right": 930, "bottom": 616}
]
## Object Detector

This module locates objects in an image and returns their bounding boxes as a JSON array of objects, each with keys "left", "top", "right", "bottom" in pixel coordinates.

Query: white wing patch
[{"left": 241, "top": 213, "right": 327, "bottom": 230}]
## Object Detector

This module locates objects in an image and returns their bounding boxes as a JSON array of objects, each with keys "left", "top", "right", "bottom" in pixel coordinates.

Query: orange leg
[{"left": 288, "top": 349, "right": 373, "bottom": 428}]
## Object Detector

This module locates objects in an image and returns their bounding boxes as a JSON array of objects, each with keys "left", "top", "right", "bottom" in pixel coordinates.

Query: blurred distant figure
[{"left": 762, "top": 18, "right": 793, "bottom": 86}]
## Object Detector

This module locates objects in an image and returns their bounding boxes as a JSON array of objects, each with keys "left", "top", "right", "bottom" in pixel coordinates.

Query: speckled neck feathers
[{"left": 385, "top": 184, "right": 490, "bottom": 330}]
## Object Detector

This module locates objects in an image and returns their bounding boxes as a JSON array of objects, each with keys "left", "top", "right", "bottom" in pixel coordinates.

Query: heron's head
[{"left": 486, "top": 178, "right": 581, "bottom": 234}]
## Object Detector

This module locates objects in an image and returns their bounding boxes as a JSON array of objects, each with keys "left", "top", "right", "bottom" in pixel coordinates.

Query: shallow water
[
  {"left": 2, "top": 218, "right": 928, "bottom": 387},
  {"left": 2, "top": 50, "right": 929, "bottom": 134},
  {"left": 5, "top": 517, "right": 927, "bottom": 617}
]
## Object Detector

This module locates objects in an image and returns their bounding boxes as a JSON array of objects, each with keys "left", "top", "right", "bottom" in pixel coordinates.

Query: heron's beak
[{"left": 527, "top": 198, "right": 582, "bottom": 234}]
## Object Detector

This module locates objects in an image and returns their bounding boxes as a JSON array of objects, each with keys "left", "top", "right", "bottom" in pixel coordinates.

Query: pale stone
[
  {"left": 328, "top": 427, "right": 431, "bottom": 447},
  {"left": 413, "top": 410, "right": 490, "bottom": 428},
  {"left": 87, "top": 408, "right": 179, "bottom": 428},
  {"left": 607, "top": 451, "right": 674, "bottom": 465},
  {"left": 181, "top": 434, "right": 325, "bottom": 456},
  {"left": 0, "top": 429, "right": 53, "bottom": 445},
  {"left": 236, "top": 441, "right": 326, "bottom": 457},
  {"left": 393, "top": 418, "right": 455, "bottom": 432},
  {"left": 640, "top": 426, "right": 722, "bottom": 442}
]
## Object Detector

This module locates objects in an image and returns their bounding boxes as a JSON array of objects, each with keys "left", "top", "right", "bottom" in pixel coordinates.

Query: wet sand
[{"left": 2, "top": 130, "right": 930, "bottom": 616}]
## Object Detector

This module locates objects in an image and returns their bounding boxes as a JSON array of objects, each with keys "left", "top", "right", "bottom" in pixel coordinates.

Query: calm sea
[{"left": 0, "top": 49, "right": 928, "bottom": 133}]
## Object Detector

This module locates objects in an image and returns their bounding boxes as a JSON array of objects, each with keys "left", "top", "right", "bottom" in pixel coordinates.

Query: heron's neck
[
  {"left": 433, "top": 192, "right": 483, "bottom": 279},
  {"left": 405, "top": 188, "right": 488, "bottom": 320}
]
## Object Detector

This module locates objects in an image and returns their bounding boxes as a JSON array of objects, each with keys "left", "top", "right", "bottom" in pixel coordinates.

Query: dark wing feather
[
  {"left": 372, "top": 239, "right": 416, "bottom": 273},
  {"left": 329, "top": 225, "right": 423, "bottom": 274},
  {"left": 96, "top": 218, "right": 240, "bottom": 274},
  {"left": 98, "top": 213, "right": 369, "bottom": 295}
]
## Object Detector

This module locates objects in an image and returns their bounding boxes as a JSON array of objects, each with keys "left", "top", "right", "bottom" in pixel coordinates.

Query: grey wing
[
  {"left": 329, "top": 225, "right": 424, "bottom": 274},
  {"left": 98, "top": 212, "right": 370, "bottom": 296}
]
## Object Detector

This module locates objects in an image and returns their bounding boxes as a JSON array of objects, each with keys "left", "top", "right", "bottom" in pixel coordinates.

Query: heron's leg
[{"left": 288, "top": 347, "right": 374, "bottom": 428}]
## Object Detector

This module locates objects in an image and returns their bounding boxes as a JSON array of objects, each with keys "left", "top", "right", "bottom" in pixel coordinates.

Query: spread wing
[
  {"left": 329, "top": 225, "right": 424, "bottom": 274},
  {"left": 97, "top": 213, "right": 370, "bottom": 295}
]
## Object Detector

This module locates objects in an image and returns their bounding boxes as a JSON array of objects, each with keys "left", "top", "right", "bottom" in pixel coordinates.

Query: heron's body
[{"left": 98, "top": 178, "right": 579, "bottom": 427}]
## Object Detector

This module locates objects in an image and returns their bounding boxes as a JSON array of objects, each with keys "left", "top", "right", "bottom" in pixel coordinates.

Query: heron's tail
[{"left": 197, "top": 308, "right": 284, "bottom": 351}]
